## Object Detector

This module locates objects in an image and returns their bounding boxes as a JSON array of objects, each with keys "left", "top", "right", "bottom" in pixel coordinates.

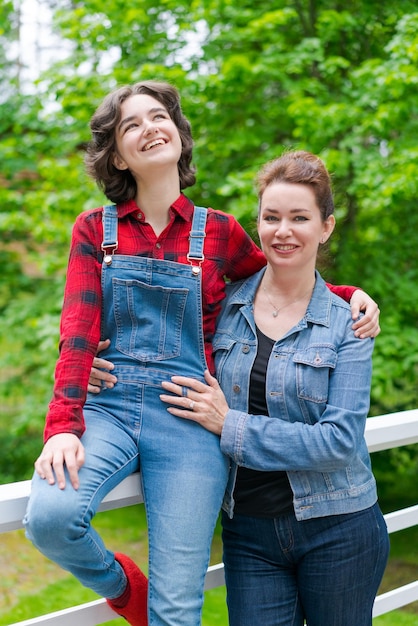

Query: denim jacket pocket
[
  {"left": 212, "top": 333, "right": 239, "bottom": 377},
  {"left": 212, "top": 334, "right": 236, "bottom": 352},
  {"left": 293, "top": 345, "right": 337, "bottom": 403}
]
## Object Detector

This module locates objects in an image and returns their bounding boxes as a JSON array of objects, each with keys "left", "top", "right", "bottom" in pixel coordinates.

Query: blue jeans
[
  {"left": 25, "top": 393, "right": 228, "bottom": 626},
  {"left": 221, "top": 503, "right": 389, "bottom": 626}
]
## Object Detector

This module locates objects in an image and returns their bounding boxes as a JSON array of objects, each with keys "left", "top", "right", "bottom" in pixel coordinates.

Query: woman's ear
[
  {"left": 321, "top": 215, "right": 336, "bottom": 244},
  {"left": 113, "top": 153, "right": 128, "bottom": 171}
]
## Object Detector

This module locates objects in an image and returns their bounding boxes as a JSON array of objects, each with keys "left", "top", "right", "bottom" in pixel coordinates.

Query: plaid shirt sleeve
[
  {"left": 44, "top": 209, "right": 103, "bottom": 442},
  {"left": 326, "top": 284, "right": 357, "bottom": 301}
]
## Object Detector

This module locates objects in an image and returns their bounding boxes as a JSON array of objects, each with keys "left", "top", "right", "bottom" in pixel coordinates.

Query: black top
[{"left": 233, "top": 326, "right": 294, "bottom": 518}]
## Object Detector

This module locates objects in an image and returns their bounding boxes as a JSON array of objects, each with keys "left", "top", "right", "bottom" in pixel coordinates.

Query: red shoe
[{"left": 106, "top": 552, "right": 148, "bottom": 626}]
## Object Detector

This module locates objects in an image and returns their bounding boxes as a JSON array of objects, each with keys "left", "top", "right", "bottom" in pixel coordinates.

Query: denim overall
[{"left": 25, "top": 205, "right": 229, "bottom": 626}]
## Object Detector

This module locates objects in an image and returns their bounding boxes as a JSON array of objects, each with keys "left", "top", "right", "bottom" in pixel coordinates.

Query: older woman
[{"left": 161, "top": 150, "right": 389, "bottom": 626}]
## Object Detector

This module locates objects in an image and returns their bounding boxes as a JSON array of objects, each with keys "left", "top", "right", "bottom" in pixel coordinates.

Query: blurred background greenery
[{"left": 0, "top": 0, "right": 417, "bottom": 622}]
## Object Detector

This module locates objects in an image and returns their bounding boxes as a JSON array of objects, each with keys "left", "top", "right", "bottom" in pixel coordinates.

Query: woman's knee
[{"left": 24, "top": 485, "right": 84, "bottom": 550}]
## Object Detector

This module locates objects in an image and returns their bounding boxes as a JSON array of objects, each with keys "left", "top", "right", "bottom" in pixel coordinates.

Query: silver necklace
[{"left": 262, "top": 284, "right": 313, "bottom": 318}]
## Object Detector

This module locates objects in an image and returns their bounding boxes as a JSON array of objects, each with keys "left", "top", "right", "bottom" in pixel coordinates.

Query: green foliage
[{"left": 0, "top": 1, "right": 417, "bottom": 484}]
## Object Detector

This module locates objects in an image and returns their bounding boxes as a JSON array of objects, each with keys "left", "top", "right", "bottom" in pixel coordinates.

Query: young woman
[
  {"left": 160, "top": 151, "right": 389, "bottom": 626},
  {"left": 24, "top": 82, "right": 379, "bottom": 626}
]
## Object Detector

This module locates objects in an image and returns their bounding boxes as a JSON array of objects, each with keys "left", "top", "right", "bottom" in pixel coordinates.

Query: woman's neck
[
  {"left": 254, "top": 266, "right": 316, "bottom": 341},
  {"left": 135, "top": 173, "right": 181, "bottom": 237},
  {"left": 262, "top": 266, "right": 316, "bottom": 301}
]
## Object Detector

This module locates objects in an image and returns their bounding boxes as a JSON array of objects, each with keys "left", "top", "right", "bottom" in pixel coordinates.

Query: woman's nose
[
  {"left": 275, "top": 219, "right": 292, "bottom": 237},
  {"left": 144, "top": 120, "right": 158, "bottom": 136}
]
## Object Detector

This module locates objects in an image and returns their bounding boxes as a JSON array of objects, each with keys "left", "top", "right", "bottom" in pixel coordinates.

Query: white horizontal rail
[
  {"left": 8, "top": 565, "right": 226, "bottom": 626},
  {"left": 373, "top": 581, "right": 418, "bottom": 617},
  {"left": 1, "top": 408, "right": 417, "bottom": 625},
  {"left": 365, "top": 409, "right": 418, "bottom": 452},
  {"left": 0, "top": 473, "right": 144, "bottom": 533},
  {"left": 8, "top": 599, "right": 114, "bottom": 626},
  {"left": 384, "top": 504, "right": 418, "bottom": 534}
]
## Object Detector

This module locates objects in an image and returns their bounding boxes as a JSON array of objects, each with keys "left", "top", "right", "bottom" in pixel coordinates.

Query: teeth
[
  {"left": 276, "top": 245, "right": 295, "bottom": 250},
  {"left": 143, "top": 139, "right": 165, "bottom": 151}
]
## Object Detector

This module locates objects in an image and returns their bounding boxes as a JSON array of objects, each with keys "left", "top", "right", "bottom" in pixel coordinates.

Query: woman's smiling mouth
[{"left": 142, "top": 139, "right": 166, "bottom": 151}]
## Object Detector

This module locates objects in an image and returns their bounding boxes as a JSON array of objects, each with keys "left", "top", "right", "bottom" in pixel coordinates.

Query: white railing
[{"left": 1, "top": 408, "right": 417, "bottom": 625}]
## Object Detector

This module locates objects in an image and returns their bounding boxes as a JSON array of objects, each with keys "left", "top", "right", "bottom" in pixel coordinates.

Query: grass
[
  {"left": 373, "top": 615, "right": 417, "bottom": 626},
  {"left": 1, "top": 503, "right": 417, "bottom": 625}
]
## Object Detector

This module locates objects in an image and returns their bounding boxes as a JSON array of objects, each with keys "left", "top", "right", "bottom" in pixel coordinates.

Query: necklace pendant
[{"left": 272, "top": 310, "right": 279, "bottom": 318}]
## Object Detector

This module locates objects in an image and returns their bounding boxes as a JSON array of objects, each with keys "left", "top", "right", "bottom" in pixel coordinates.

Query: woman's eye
[{"left": 124, "top": 123, "right": 138, "bottom": 132}]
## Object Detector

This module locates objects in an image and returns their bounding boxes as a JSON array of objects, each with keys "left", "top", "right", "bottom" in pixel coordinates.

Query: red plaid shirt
[{"left": 45, "top": 193, "right": 356, "bottom": 442}]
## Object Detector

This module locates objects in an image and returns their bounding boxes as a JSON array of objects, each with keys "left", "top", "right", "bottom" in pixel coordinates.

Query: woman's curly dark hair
[{"left": 85, "top": 81, "right": 196, "bottom": 203}]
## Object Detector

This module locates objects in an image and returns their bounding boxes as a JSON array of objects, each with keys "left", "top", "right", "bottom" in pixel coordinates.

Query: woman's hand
[
  {"left": 160, "top": 370, "right": 229, "bottom": 436},
  {"left": 34, "top": 433, "right": 85, "bottom": 490},
  {"left": 350, "top": 290, "right": 381, "bottom": 338},
  {"left": 88, "top": 339, "right": 117, "bottom": 393}
]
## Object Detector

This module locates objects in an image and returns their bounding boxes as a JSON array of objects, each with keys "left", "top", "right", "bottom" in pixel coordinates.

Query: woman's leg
[
  {"left": 296, "top": 503, "right": 389, "bottom": 626},
  {"left": 24, "top": 409, "right": 140, "bottom": 599},
  {"left": 221, "top": 511, "right": 305, "bottom": 626},
  {"left": 139, "top": 386, "right": 229, "bottom": 626},
  {"left": 222, "top": 504, "right": 388, "bottom": 626}
]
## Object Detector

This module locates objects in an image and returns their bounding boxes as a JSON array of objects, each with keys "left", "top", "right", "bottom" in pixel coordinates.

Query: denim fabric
[
  {"left": 101, "top": 256, "right": 208, "bottom": 380},
  {"left": 221, "top": 503, "right": 389, "bottom": 626},
  {"left": 24, "top": 207, "right": 229, "bottom": 626},
  {"left": 214, "top": 269, "right": 378, "bottom": 521}
]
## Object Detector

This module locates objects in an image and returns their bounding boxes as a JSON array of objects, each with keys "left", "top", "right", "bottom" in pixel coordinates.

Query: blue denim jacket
[{"left": 214, "top": 269, "right": 378, "bottom": 521}]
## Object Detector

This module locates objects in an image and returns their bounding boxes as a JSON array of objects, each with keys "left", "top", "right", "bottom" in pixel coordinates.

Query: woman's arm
[
  {"left": 44, "top": 211, "right": 103, "bottom": 440},
  {"left": 327, "top": 285, "right": 380, "bottom": 338}
]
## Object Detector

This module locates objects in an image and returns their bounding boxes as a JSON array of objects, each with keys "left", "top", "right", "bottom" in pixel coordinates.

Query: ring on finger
[
  {"left": 182, "top": 386, "right": 188, "bottom": 398},
  {"left": 189, "top": 400, "right": 195, "bottom": 411}
]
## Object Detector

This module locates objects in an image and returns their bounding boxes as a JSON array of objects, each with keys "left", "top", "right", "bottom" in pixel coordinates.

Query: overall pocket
[{"left": 113, "top": 277, "right": 189, "bottom": 361}]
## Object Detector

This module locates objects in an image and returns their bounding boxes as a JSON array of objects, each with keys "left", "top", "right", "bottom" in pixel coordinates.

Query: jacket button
[
  {"left": 233, "top": 384, "right": 241, "bottom": 393},
  {"left": 314, "top": 351, "right": 322, "bottom": 364},
  {"left": 242, "top": 345, "right": 250, "bottom": 353}
]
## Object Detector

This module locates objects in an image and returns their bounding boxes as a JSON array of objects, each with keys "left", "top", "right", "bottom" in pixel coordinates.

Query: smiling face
[
  {"left": 113, "top": 93, "right": 183, "bottom": 179},
  {"left": 258, "top": 182, "right": 335, "bottom": 274}
]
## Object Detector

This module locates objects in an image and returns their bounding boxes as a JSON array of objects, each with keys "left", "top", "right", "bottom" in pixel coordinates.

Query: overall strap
[
  {"left": 101, "top": 203, "right": 208, "bottom": 271},
  {"left": 101, "top": 204, "right": 118, "bottom": 265},
  {"left": 187, "top": 206, "right": 208, "bottom": 275}
]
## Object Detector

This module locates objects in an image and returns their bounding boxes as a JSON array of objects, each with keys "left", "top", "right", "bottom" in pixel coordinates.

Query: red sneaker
[{"left": 106, "top": 552, "right": 148, "bottom": 626}]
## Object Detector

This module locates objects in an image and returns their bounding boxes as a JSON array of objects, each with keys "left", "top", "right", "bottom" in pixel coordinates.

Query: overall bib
[{"left": 25, "top": 205, "right": 229, "bottom": 626}]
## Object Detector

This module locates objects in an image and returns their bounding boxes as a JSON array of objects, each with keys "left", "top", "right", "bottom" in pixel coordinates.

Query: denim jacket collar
[{"left": 226, "top": 268, "right": 332, "bottom": 329}]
